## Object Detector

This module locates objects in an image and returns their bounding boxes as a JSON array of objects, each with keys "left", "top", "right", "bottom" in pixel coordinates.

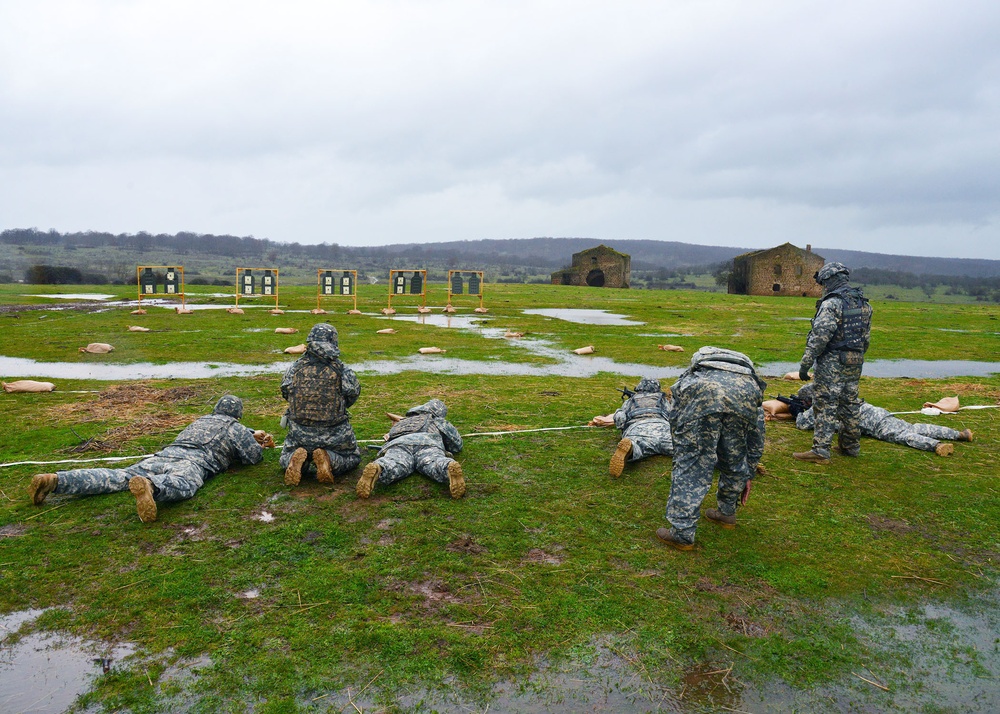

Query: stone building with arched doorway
[
  {"left": 550, "top": 244, "right": 631, "bottom": 288},
  {"left": 728, "top": 243, "right": 824, "bottom": 297}
]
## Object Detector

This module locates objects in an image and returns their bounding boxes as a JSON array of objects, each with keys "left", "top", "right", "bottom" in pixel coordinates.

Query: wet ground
[
  {"left": 5, "top": 584, "right": 996, "bottom": 712},
  {"left": 0, "top": 609, "right": 134, "bottom": 714},
  {"left": 522, "top": 308, "right": 646, "bottom": 325}
]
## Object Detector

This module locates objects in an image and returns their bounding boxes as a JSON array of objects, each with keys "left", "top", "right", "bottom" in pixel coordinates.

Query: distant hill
[
  {"left": 3, "top": 229, "right": 999, "bottom": 279},
  {"left": 383, "top": 237, "right": 1000, "bottom": 277}
]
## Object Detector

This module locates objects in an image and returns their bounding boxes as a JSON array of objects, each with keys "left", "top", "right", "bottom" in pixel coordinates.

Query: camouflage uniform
[
  {"left": 280, "top": 323, "right": 361, "bottom": 476},
  {"left": 613, "top": 377, "right": 673, "bottom": 460},
  {"left": 798, "top": 263, "right": 872, "bottom": 460},
  {"left": 794, "top": 384, "right": 963, "bottom": 453},
  {"left": 369, "top": 400, "right": 462, "bottom": 488},
  {"left": 664, "top": 348, "right": 766, "bottom": 545},
  {"left": 51, "top": 395, "right": 262, "bottom": 503}
]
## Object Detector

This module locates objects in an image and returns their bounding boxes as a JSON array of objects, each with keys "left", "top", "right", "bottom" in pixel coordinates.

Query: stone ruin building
[
  {"left": 550, "top": 244, "right": 631, "bottom": 288},
  {"left": 728, "top": 243, "right": 825, "bottom": 297}
]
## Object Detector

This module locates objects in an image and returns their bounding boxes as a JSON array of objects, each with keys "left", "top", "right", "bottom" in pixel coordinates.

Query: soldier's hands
[
  {"left": 254, "top": 430, "right": 276, "bottom": 448},
  {"left": 740, "top": 479, "right": 753, "bottom": 506},
  {"left": 798, "top": 368, "right": 811, "bottom": 382},
  {"left": 755, "top": 462, "right": 768, "bottom": 476}
]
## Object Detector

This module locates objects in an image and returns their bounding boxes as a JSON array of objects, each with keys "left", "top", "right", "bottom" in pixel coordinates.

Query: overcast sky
[{"left": 2, "top": 1, "right": 998, "bottom": 259}]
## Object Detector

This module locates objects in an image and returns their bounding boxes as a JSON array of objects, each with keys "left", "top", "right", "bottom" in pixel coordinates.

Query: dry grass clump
[
  {"left": 49, "top": 383, "right": 204, "bottom": 422},
  {"left": 62, "top": 412, "right": 195, "bottom": 453}
]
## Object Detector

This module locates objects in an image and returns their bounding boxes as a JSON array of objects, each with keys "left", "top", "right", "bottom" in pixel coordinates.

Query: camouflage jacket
[{"left": 157, "top": 414, "right": 263, "bottom": 474}]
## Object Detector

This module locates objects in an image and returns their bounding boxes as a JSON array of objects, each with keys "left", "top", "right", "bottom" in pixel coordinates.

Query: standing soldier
[
  {"left": 28, "top": 395, "right": 272, "bottom": 522},
  {"left": 657, "top": 347, "right": 765, "bottom": 551},
  {"left": 793, "top": 262, "right": 873, "bottom": 464},
  {"left": 356, "top": 399, "right": 465, "bottom": 499},
  {"left": 608, "top": 377, "right": 673, "bottom": 478},
  {"left": 280, "top": 323, "right": 362, "bottom": 485}
]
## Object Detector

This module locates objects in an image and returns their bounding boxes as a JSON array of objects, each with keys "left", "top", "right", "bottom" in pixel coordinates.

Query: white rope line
[{"left": 1, "top": 424, "right": 598, "bottom": 468}]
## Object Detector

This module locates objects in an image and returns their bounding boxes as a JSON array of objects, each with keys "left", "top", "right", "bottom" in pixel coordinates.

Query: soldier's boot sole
[
  {"left": 704, "top": 508, "right": 737, "bottom": 529},
  {"left": 284, "top": 448, "right": 308, "bottom": 486},
  {"left": 958, "top": 429, "right": 974, "bottom": 442},
  {"left": 313, "top": 449, "right": 334, "bottom": 484},
  {"left": 28, "top": 473, "right": 58, "bottom": 506},
  {"left": 935, "top": 442, "right": 954, "bottom": 457},
  {"left": 357, "top": 462, "right": 380, "bottom": 499},
  {"left": 655, "top": 527, "right": 695, "bottom": 551},
  {"left": 129, "top": 476, "right": 158, "bottom": 523},
  {"left": 792, "top": 450, "right": 831, "bottom": 464},
  {"left": 609, "top": 438, "right": 632, "bottom": 478},
  {"left": 448, "top": 461, "right": 465, "bottom": 499}
]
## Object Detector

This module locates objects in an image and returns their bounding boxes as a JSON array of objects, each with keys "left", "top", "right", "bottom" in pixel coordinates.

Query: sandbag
[
  {"left": 79, "top": 343, "right": 114, "bottom": 354},
  {"left": 923, "top": 396, "right": 960, "bottom": 413},
  {"left": 504, "top": 331, "right": 523, "bottom": 338},
  {"left": 130, "top": 308, "right": 147, "bottom": 315},
  {"left": 274, "top": 328, "right": 298, "bottom": 334},
  {"left": 658, "top": 344, "right": 684, "bottom": 352},
  {"left": 381, "top": 307, "right": 396, "bottom": 315},
  {"left": 310, "top": 308, "right": 328, "bottom": 314},
  {"left": 762, "top": 399, "right": 791, "bottom": 416},
  {"left": 474, "top": 307, "right": 489, "bottom": 313},
  {"left": 347, "top": 309, "right": 362, "bottom": 315},
  {"left": 377, "top": 328, "right": 397, "bottom": 334},
  {"left": 418, "top": 347, "right": 446, "bottom": 354},
  {"left": 573, "top": 346, "right": 595, "bottom": 355},
  {"left": 127, "top": 325, "right": 150, "bottom": 332},
  {"left": 227, "top": 307, "right": 244, "bottom": 314},
  {"left": 284, "top": 344, "right": 307, "bottom": 354},
  {"left": 175, "top": 307, "right": 193, "bottom": 314},
  {"left": 783, "top": 371, "right": 802, "bottom": 380},
  {"left": 443, "top": 304, "right": 457, "bottom": 313},
  {"left": 417, "top": 306, "right": 432, "bottom": 314},
  {"left": 269, "top": 309, "right": 285, "bottom": 315},
  {"left": 3, "top": 380, "right": 56, "bottom": 393}
]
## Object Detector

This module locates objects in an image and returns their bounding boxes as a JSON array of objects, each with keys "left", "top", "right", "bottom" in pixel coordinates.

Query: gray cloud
[{"left": 1, "top": 0, "right": 998, "bottom": 259}]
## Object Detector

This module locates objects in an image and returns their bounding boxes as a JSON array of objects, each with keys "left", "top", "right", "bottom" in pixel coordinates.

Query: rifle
[
  {"left": 776, "top": 394, "right": 810, "bottom": 417},
  {"left": 617, "top": 386, "right": 635, "bottom": 401}
]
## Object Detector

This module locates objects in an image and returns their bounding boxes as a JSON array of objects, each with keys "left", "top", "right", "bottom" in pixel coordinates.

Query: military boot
[
  {"left": 793, "top": 450, "right": 831, "bottom": 464},
  {"left": 609, "top": 438, "right": 632, "bottom": 478},
  {"left": 447, "top": 461, "right": 466, "bottom": 499},
  {"left": 128, "top": 476, "right": 157, "bottom": 523},
  {"left": 655, "top": 527, "right": 695, "bottom": 551},
  {"left": 284, "top": 448, "right": 308, "bottom": 486},
  {"left": 958, "top": 429, "right": 974, "bottom": 442},
  {"left": 704, "top": 508, "right": 737, "bottom": 529},
  {"left": 935, "top": 443, "right": 954, "bottom": 456},
  {"left": 28, "top": 473, "right": 58, "bottom": 506},
  {"left": 313, "top": 449, "right": 334, "bottom": 484},
  {"left": 356, "top": 462, "right": 381, "bottom": 499}
]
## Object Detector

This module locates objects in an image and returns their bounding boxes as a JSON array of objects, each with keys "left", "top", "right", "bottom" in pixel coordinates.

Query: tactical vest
[
  {"left": 287, "top": 361, "right": 347, "bottom": 427},
  {"left": 628, "top": 391, "right": 666, "bottom": 421},
  {"left": 171, "top": 415, "right": 232, "bottom": 452},
  {"left": 819, "top": 287, "right": 871, "bottom": 354},
  {"left": 386, "top": 412, "right": 435, "bottom": 441}
]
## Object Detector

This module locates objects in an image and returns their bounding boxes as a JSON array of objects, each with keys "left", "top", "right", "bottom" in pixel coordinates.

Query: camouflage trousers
[
  {"left": 666, "top": 413, "right": 754, "bottom": 543},
  {"left": 811, "top": 355, "right": 862, "bottom": 459},
  {"left": 623, "top": 419, "right": 673, "bottom": 461},
  {"left": 279, "top": 419, "right": 361, "bottom": 475},
  {"left": 872, "top": 420, "right": 962, "bottom": 453},
  {"left": 371, "top": 443, "right": 454, "bottom": 486},
  {"left": 55, "top": 457, "right": 209, "bottom": 502}
]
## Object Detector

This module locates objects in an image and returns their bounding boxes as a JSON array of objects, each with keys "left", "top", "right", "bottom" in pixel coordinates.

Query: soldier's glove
[
  {"left": 755, "top": 463, "right": 768, "bottom": 476},
  {"left": 254, "top": 430, "right": 276, "bottom": 448},
  {"left": 740, "top": 479, "right": 753, "bottom": 506},
  {"left": 798, "top": 368, "right": 811, "bottom": 382}
]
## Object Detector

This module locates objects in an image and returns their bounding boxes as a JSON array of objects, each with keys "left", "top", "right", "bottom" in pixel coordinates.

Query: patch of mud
[
  {"left": 0, "top": 524, "right": 27, "bottom": 538},
  {"left": 446, "top": 535, "right": 488, "bottom": 555},
  {"left": 523, "top": 548, "right": 564, "bottom": 565},
  {"left": 723, "top": 612, "right": 770, "bottom": 638},
  {"left": 866, "top": 514, "right": 918, "bottom": 536},
  {"left": 0, "top": 609, "right": 136, "bottom": 714},
  {"left": 376, "top": 518, "right": 400, "bottom": 530},
  {"left": 404, "top": 579, "right": 463, "bottom": 606}
]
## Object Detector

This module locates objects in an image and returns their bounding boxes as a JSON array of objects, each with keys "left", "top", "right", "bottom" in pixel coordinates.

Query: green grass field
[{"left": 1, "top": 283, "right": 998, "bottom": 713}]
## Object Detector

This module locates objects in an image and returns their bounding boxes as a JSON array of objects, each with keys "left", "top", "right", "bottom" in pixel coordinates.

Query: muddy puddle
[
  {"left": 3, "top": 348, "right": 1000, "bottom": 382},
  {"left": 0, "top": 609, "right": 135, "bottom": 714},
  {"left": 26, "top": 293, "right": 116, "bottom": 301},
  {"left": 523, "top": 308, "right": 645, "bottom": 325}
]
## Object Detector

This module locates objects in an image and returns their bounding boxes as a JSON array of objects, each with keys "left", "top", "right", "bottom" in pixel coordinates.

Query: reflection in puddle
[
  {"left": 26, "top": 293, "right": 116, "bottom": 301},
  {"left": 523, "top": 309, "right": 645, "bottom": 326},
  {"left": 0, "top": 609, "right": 135, "bottom": 714},
  {"left": 379, "top": 313, "right": 492, "bottom": 329}
]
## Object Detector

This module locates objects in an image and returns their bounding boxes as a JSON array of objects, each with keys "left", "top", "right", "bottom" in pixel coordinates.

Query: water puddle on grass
[
  {"left": 757, "top": 359, "right": 1000, "bottom": 378},
  {"left": 0, "top": 609, "right": 135, "bottom": 714},
  {"left": 523, "top": 308, "right": 645, "bottom": 326},
  {"left": 26, "top": 293, "right": 116, "bottom": 301}
]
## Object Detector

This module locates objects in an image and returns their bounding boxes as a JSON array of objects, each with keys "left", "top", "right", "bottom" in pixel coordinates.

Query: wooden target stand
[
  {"left": 233, "top": 267, "right": 282, "bottom": 314},
  {"left": 383, "top": 269, "right": 429, "bottom": 315},
  {"left": 444, "top": 270, "right": 488, "bottom": 313},
  {"left": 133, "top": 265, "right": 186, "bottom": 315},
  {"left": 313, "top": 269, "right": 361, "bottom": 314}
]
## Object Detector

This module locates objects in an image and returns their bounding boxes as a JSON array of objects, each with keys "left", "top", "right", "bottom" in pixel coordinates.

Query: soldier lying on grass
[{"left": 28, "top": 395, "right": 274, "bottom": 523}]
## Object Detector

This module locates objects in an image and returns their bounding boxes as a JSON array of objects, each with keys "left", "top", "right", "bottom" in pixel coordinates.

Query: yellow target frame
[
  {"left": 136, "top": 265, "right": 186, "bottom": 309},
  {"left": 386, "top": 269, "right": 428, "bottom": 311},
  {"left": 235, "top": 267, "right": 280, "bottom": 309},
  {"left": 315, "top": 269, "right": 359, "bottom": 313},
  {"left": 446, "top": 270, "right": 486, "bottom": 311}
]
